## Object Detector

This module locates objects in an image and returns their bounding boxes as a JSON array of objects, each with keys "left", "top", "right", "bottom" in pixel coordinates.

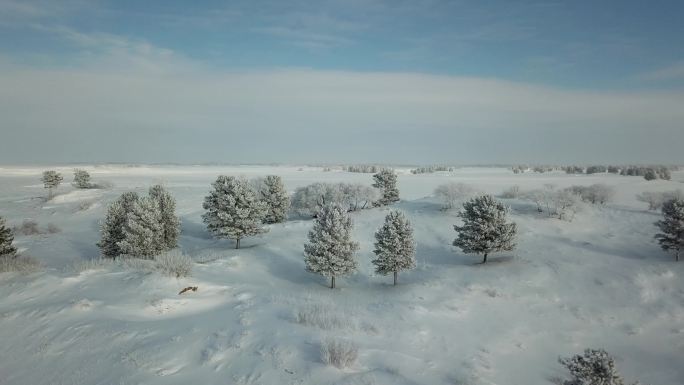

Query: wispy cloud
[{"left": 637, "top": 61, "right": 684, "bottom": 82}]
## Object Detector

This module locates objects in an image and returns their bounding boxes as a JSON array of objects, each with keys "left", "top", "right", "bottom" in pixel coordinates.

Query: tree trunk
[
  {"left": 331, "top": 276, "right": 335, "bottom": 289},
  {"left": 482, "top": 253, "right": 488, "bottom": 264},
  {"left": 236, "top": 238, "right": 240, "bottom": 249},
  {"left": 393, "top": 271, "right": 397, "bottom": 286}
]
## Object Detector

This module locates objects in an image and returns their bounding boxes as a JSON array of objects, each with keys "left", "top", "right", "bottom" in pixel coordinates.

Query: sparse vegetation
[{"left": 320, "top": 338, "right": 358, "bottom": 369}]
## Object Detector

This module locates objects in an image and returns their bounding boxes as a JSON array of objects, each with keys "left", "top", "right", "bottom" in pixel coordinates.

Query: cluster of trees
[
  {"left": 343, "top": 165, "right": 383, "bottom": 173},
  {"left": 621, "top": 165, "right": 672, "bottom": 180},
  {"left": 518, "top": 184, "right": 614, "bottom": 221},
  {"left": 0, "top": 216, "right": 18, "bottom": 259},
  {"left": 410, "top": 165, "right": 455, "bottom": 174},
  {"left": 72, "top": 169, "right": 93, "bottom": 189},
  {"left": 512, "top": 165, "right": 558, "bottom": 174},
  {"left": 203, "top": 175, "right": 289, "bottom": 249},
  {"left": 98, "top": 185, "right": 180, "bottom": 258},
  {"left": 304, "top": 193, "right": 517, "bottom": 288},
  {"left": 41, "top": 170, "right": 63, "bottom": 199},
  {"left": 40, "top": 169, "right": 108, "bottom": 199}
]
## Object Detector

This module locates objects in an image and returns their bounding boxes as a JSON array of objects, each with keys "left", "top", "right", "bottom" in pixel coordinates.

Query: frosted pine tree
[
  {"left": 149, "top": 184, "right": 181, "bottom": 250},
  {"left": 118, "top": 196, "right": 164, "bottom": 258},
  {"left": 559, "top": 349, "right": 628, "bottom": 385},
  {"left": 372, "top": 210, "right": 416, "bottom": 285},
  {"left": 203, "top": 175, "right": 268, "bottom": 249},
  {"left": 73, "top": 169, "right": 91, "bottom": 189},
  {"left": 655, "top": 198, "right": 684, "bottom": 261},
  {"left": 255, "top": 175, "right": 290, "bottom": 224},
  {"left": 42, "top": 170, "right": 63, "bottom": 199},
  {"left": 97, "top": 192, "right": 139, "bottom": 258},
  {"left": 453, "top": 195, "right": 517, "bottom": 264},
  {"left": 0, "top": 216, "right": 17, "bottom": 258},
  {"left": 372, "top": 169, "right": 400, "bottom": 206},
  {"left": 304, "top": 204, "right": 359, "bottom": 289}
]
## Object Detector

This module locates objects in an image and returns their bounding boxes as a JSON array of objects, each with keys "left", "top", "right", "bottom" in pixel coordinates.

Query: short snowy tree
[
  {"left": 202, "top": 175, "right": 268, "bottom": 249},
  {"left": 453, "top": 195, "right": 517, "bottom": 264},
  {"left": 149, "top": 184, "right": 181, "bottom": 250},
  {"left": 97, "top": 192, "right": 139, "bottom": 258},
  {"left": 655, "top": 198, "right": 684, "bottom": 261},
  {"left": 304, "top": 204, "right": 359, "bottom": 289},
  {"left": 253, "top": 175, "right": 290, "bottom": 224},
  {"left": 372, "top": 169, "right": 400, "bottom": 206},
  {"left": 559, "top": 349, "right": 631, "bottom": 385},
  {"left": 554, "top": 189, "right": 580, "bottom": 221},
  {"left": 434, "top": 182, "right": 475, "bottom": 210},
  {"left": 372, "top": 210, "right": 416, "bottom": 285},
  {"left": 637, "top": 190, "right": 684, "bottom": 211},
  {"left": 118, "top": 196, "right": 164, "bottom": 258},
  {"left": 41, "top": 170, "right": 63, "bottom": 199},
  {"left": 0, "top": 216, "right": 17, "bottom": 258},
  {"left": 72, "top": 169, "right": 91, "bottom": 189}
]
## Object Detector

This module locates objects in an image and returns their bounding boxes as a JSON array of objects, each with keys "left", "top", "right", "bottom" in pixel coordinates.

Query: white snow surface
[{"left": 1, "top": 165, "right": 683, "bottom": 385}]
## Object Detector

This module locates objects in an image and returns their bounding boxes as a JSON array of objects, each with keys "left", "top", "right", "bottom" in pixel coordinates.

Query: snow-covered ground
[{"left": 1, "top": 165, "right": 683, "bottom": 385}]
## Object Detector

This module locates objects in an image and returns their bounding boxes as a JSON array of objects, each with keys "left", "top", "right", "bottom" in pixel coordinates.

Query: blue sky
[{"left": 0, "top": 0, "right": 683, "bottom": 164}]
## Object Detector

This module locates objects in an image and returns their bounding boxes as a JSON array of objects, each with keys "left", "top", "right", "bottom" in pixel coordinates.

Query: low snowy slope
[{"left": 0, "top": 166, "right": 683, "bottom": 385}]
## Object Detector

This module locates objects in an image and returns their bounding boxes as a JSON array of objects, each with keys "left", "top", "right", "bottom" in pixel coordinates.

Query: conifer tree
[
  {"left": 372, "top": 169, "right": 400, "bottom": 206},
  {"left": 0, "top": 216, "right": 17, "bottom": 258},
  {"left": 372, "top": 210, "right": 416, "bottom": 285},
  {"left": 255, "top": 175, "right": 290, "bottom": 224},
  {"left": 304, "top": 204, "right": 359, "bottom": 289},
  {"left": 655, "top": 198, "right": 684, "bottom": 261},
  {"left": 453, "top": 195, "right": 517, "bottom": 263},
  {"left": 97, "top": 192, "right": 139, "bottom": 258},
  {"left": 73, "top": 169, "right": 91, "bottom": 189},
  {"left": 149, "top": 184, "right": 181, "bottom": 250},
  {"left": 41, "top": 170, "right": 63, "bottom": 199},
  {"left": 202, "top": 175, "right": 268, "bottom": 249},
  {"left": 118, "top": 196, "right": 164, "bottom": 258}
]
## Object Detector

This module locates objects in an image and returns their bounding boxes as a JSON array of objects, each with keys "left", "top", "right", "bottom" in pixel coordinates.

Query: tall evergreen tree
[
  {"left": 202, "top": 175, "right": 268, "bottom": 249},
  {"left": 372, "top": 210, "right": 416, "bottom": 285},
  {"left": 255, "top": 175, "right": 290, "bottom": 224},
  {"left": 453, "top": 195, "right": 517, "bottom": 264},
  {"left": 304, "top": 204, "right": 359, "bottom": 289},
  {"left": 0, "top": 216, "right": 17, "bottom": 258},
  {"left": 118, "top": 196, "right": 164, "bottom": 258},
  {"left": 149, "top": 184, "right": 181, "bottom": 250},
  {"left": 97, "top": 192, "right": 139, "bottom": 258},
  {"left": 72, "top": 169, "right": 91, "bottom": 189},
  {"left": 655, "top": 198, "right": 684, "bottom": 261},
  {"left": 41, "top": 170, "right": 63, "bottom": 199},
  {"left": 372, "top": 169, "right": 400, "bottom": 206}
]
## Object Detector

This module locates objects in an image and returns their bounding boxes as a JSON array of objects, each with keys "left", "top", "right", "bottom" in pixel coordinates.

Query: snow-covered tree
[
  {"left": 372, "top": 169, "right": 400, "bottom": 206},
  {"left": 202, "top": 175, "right": 268, "bottom": 249},
  {"left": 372, "top": 210, "right": 416, "bottom": 285},
  {"left": 453, "top": 195, "right": 517, "bottom": 263},
  {"left": 291, "top": 182, "right": 377, "bottom": 217},
  {"left": 304, "top": 204, "right": 359, "bottom": 289},
  {"left": 559, "top": 349, "right": 629, "bottom": 385},
  {"left": 655, "top": 198, "right": 684, "bottom": 261},
  {"left": 0, "top": 216, "right": 17, "bottom": 258},
  {"left": 97, "top": 192, "right": 139, "bottom": 258},
  {"left": 644, "top": 168, "right": 657, "bottom": 181},
  {"left": 253, "top": 175, "right": 290, "bottom": 224},
  {"left": 149, "top": 184, "right": 181, "bottom": 250},
  {"left": 434, "top": 182, "right": 475, "bottom": 210},
  {"left": 72, "top": 169, "right": 91, "bottom": 189},
  {"left": 554, "top": 189, "right": 580, "bottom": 221},
  {"left": 118, "top": 196, "right": 164, "bottom": 258},
  {"left": 41, "top": 170, "right": 63, "bottom": 199},
  {"left": 637, "top": 190, "right": 684, "bottom": 211}
]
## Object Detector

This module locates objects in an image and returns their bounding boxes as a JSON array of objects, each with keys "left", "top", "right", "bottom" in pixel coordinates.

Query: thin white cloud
[{"left": 638, "top": 62, "right": 684, "bottom": 82}]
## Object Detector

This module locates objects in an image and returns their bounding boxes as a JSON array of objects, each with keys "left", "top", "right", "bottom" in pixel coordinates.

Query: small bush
[
  {"left": 0, "top": 255, "right": 41, "bottom": 274},
  {"left": 46, "top": 223, "right": 61, "bottom": 234},
  {"left": 154, "top": 250, "right": 193, "bottom": 278},
  {"left": 296, "top": 305, "right": 349, "bottom": 330},
  {"left": 500, "top": 185, "right": 521, "bottom": 199},
  {"left": 320, "top": 338, "right": 358, "bottom": 369}
]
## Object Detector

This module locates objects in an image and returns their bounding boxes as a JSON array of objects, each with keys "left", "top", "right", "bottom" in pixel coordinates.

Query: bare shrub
[
  {"left": 434, "top": 182, "right": 475, "bottom": 210},
  {"left": 500, "top": 185, "right": 521, "bottom": 199},
  {"left": 154, "top": 249, "right": 193, "bottom": 278},
  {"left": 0, "top": 254, "right": 41, "bottom": 274},
  {"left": 13, "top": 220, "right": 41, "bottom": 235},
  {"left": 636, "top": 190, "right": 684, "bottom": 211},
  {"left": 320, "top": 338, "right": 358, "bottom": 369},
  {"left": 296, "top": 305, "right": 348, "bottom": 330},
  {"left": 75, "top": 200, "right": 95, "bottom": 212},
  {"left": 46, "top": 223, "right": 61, "bottom": 234}
]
